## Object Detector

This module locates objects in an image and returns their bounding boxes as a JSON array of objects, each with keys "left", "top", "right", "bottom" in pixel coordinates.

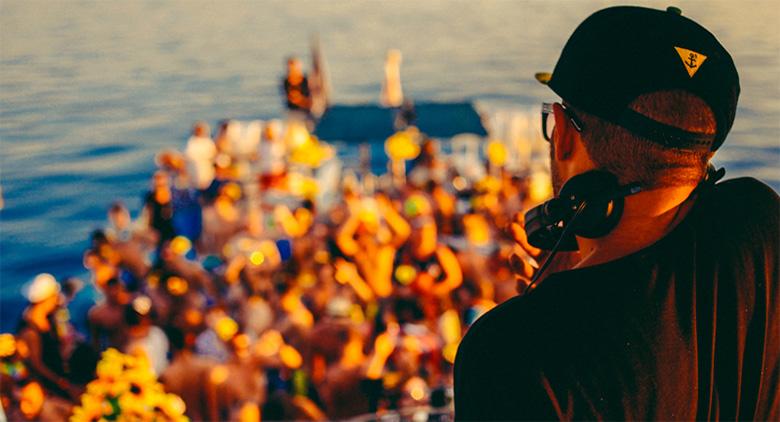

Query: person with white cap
[{"left": 16, "top": 273, "right": 81, "bottom": 402}]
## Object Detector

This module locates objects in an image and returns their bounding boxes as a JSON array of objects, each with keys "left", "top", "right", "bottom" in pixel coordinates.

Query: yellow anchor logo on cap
[{"left": 675, "top": 47, "right": 707, "bottom": 77}]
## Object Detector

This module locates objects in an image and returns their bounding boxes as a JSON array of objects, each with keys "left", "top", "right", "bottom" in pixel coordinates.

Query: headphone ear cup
[
  {"left": 576, "top": 194, "right": 624, "bottom": 238},
  {"left": 558, "top": 170, "right": 625, "bottom": 239},
  {"left": 524, "top": 198, "right": 579, "bottom": 251}
]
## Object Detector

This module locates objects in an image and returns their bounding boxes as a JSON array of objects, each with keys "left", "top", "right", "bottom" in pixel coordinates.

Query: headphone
[
  {"left": 521, "top": 170, "right": 642, "bottom": 294},
  {"left": 525, "top": 170, "right": 642, "bottom": 251},
  {"left": 521, "top": 166, "right": 725, "bottom": 294}
]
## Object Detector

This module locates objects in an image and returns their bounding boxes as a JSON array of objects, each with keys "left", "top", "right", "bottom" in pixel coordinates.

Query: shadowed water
[{"left": 1, "top": 0, "right": 779, "bottom": 331}]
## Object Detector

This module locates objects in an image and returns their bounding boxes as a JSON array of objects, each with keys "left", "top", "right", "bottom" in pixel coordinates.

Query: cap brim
[{"left": 535, "top": 72, "right": 552, "bottom": 85}]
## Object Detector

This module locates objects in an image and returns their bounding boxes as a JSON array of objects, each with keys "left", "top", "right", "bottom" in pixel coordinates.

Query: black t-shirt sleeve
[
  {"left": 646, "top": 177, "right": 780, "bottom": 420},
  {"left": 454, "top": 298, "right": 557, "bottom": 421},
  {"left": 712, "top": 178, "right": 780, "bottom": 420},
  {"left": 454, "top": 318, "right": 496, "bottom": 421}
]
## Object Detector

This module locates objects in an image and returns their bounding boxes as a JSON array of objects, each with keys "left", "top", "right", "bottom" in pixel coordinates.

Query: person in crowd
[
  {"left": 409, "top": 138, "right": 446, "bottom": 187},
  {"left": 51, "top": 276, "right": 96, "bottom": 384},
  {"left": 282, "top": 56, "right": 312, "bottom": 114},
  {"left": 220, "top": 208, "right": 283, "bottom": 311},
  {"left": 231, "top": 120, "right": 263, "bottom": 162},
  {"left": 275, "top": 200, "right": 315, "bottom": 239},
  {"left": 336, "top": 193, "right": 411, "bottom": 299},
  {"left": 16, "top": 274, "right": 81, "bottom": 402},
  {"left": 184, "top": 121, "right": 217, "bottom": 191},
  {"left": 157, "top": 153, "right": 205, "bottom": 249},
  {"left": 242, "top": 293, "right": 275, "bottom": 341},
  {"left": 381, "top": 49, "right": 404, "bottom": 108},
  {"left": 87, "top": 277, "right": 129, "bottom": 352},
  {"left": 1, "top": 333, "right": 29, "bottom": 420},
  {"left": 317, "top": 323, "right": 372, "bottom": 418},
  {"left": 194, "top": 307, "right": 233, "bottom": 363},
  {"left": 1, "top": 377, "right": 72, "bottom": 421},
  {"left": 83, "top": 230, "right": 124, "bottom": 289},
  {"left": 123, "top": 295, "right": 169, "bottom": 376},
  {"left": 154, "top": 238, "right": 215, "bottom": 301},
  {"left": 259, "top": 119, "right": 288, "bottom": 191},
  {"left": 140, "top": 171, "right": 177, "bottom": 251},
  {"left": 199, "top": 182, "right": 244, "bottom": 256},
  {"left": 204, "top": 319, "right": 266, "bottom": 421},
  {"left": 455, "top": 6, "right": 779, "bottom": 420},
  {"left": 395, "top": 193, "right": 462, "bottom": 298},
  {"left": 160, "top": 328, "right": 215, "bottom": 421},
  {"left": 207, "top": 119, "right": 238, "bottom": 184},
  {"left": 105, "top": 202, "right": 134, "bottom": 243},
  {"left": 105, "top": 202, "right": 154, "bottom": 283}
]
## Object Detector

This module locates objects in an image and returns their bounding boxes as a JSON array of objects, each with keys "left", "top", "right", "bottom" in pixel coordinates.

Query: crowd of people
[{"left": 1, "top": 112, "right": 550, "bottom": 420}]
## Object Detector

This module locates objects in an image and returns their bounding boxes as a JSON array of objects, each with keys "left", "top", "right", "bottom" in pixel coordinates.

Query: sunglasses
[{"left": 541, "top": 102, "right": 584, "bottom": 142}]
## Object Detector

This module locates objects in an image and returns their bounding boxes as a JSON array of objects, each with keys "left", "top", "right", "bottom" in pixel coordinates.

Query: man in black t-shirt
[{"left": 454, "top": 6, "right": 779, "bottom": 421}]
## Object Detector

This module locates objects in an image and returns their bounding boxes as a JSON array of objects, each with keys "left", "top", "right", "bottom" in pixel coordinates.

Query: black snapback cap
[{"left": 539, "top": 6, "right": 740, "bottom": 151}]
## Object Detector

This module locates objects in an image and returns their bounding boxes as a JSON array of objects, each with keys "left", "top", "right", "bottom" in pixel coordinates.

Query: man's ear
[{"left": 552, "top": 103, "right": 576, "bottom": 161}]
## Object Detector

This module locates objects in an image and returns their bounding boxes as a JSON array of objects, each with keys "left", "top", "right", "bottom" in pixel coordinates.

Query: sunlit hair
[
  {"left": 573, "top": 90, "right": 716, "bottom": 188},
  {"left": 109, "top": 201, "right": 126, "bottom": 214}
]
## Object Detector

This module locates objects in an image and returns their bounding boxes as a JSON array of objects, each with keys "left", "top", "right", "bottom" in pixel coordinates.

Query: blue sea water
[{"left": 1, "top": 0, "right": 779, "bottom": 332}]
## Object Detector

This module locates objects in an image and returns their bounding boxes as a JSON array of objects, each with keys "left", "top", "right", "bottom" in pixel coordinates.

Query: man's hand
[{"left": 509, "top": 212, "right": 543, "bottom": 278}]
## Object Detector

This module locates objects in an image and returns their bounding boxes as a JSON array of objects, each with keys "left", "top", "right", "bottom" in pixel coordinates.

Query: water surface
[{"left": 1, "top": 0, "right": 779, "bottom": 330}]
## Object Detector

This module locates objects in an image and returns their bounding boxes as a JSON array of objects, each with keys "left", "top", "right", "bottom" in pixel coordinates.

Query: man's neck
[
  {"left": 574, "top": 184, "right": 697, "bottom": 268},
  {"left": 26, "top": 306, "right": 51, "bottom": 331}
]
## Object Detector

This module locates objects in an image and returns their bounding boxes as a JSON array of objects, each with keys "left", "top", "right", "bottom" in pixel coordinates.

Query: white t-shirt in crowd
[
  {"left": 125, "top": 325, "right": 170, "bottom": 376},
  {"left": 185, "top": 135, "right": 217, "bottom": 189}
]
